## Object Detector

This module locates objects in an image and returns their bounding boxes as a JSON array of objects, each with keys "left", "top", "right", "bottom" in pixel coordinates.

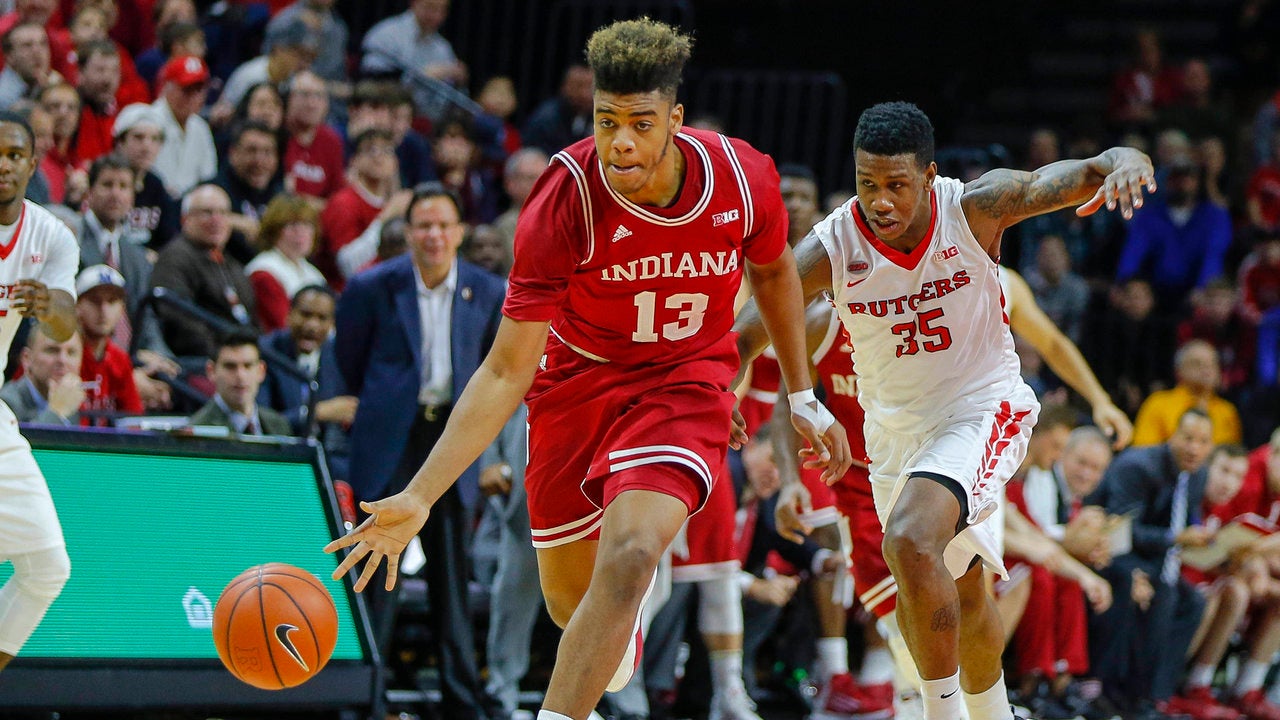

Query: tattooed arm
[
  {"left": 961, "top": 147, "right": 1156, "bottom": 256},
  {"left": 733, "top": 230, "right": 834, "bottom": 376}
]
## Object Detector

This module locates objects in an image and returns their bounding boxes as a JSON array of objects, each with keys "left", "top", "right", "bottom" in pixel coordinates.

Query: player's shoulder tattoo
[
  {"left": 966, "top": 168, "right": 1076, "bottom": 220},
  {"left": 794, "top": 230, "right": 829, "bottom": 278}
]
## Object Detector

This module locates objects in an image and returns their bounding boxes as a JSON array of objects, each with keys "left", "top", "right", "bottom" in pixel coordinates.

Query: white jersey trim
[
  {"left": 595, "top": 133, "right": 714, "bottom": 227},
  {"left": 718, "top": 133, "right": 754, "bottom": 239},
  {"left": 608, "top": 444, "right": 714, "bottom": 495},
  {"left": 811, "top": 310, "right": 842, "bottom": 365},
  {"left": 553, "top": 151, "right": 597, "bottom": 266}
]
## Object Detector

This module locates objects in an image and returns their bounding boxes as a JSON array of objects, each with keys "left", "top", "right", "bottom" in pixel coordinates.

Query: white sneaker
[{"left": 708, "top": 687, "right": 763, "bottom": 720}]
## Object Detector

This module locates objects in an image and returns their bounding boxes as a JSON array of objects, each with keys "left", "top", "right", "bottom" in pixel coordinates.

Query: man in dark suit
[
  {"left": 258, "top": 285, "right": 356, "bottom": 480},
  {"left": 189, "top": 331, "right": 291, "bottom": 436},
  {"left": 336, "top": 183, "right": 505, "bottom": 720},
  {"left": 1088, "top": 409, "right": 1218, "bottom": 719}
]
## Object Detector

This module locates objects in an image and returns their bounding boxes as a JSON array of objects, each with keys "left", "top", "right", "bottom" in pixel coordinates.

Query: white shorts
[
  {"left": 0, "top": 401, "right": 66, "bottom": 557},
  {"left": 865, "top": 389, "right": 1038, "bottom": 581}
]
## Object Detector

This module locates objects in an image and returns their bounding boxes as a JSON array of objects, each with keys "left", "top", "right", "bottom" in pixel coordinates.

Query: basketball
[{"left": 212, "top": 563, "right": 339, "bottom": 690}]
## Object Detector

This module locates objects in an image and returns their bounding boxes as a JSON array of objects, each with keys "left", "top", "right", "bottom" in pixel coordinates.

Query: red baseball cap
[{"left": 159, "top": 55, "right": 210, "bottom": 88}]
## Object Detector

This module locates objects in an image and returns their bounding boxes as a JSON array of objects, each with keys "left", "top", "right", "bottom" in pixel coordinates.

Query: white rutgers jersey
[
  {"left": 0, "top": 200, "right": 79, "bottom": 376},
  {"left": 815, "top": 176, "right": 1028, "bottom": 435}
]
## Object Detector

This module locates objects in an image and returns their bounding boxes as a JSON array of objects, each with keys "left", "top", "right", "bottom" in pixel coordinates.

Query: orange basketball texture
[{"left": 212, "top": 563, "right": 339, "bottom": 690}]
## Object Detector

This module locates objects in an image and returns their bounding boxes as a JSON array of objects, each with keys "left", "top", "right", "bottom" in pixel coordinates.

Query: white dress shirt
[
  {"left": 1022, "top": 464, "right": 1074, "bottom": 541},
  {"left": 415, "top": 261, "right": 456, "bottom": 407},
  {"left": 152, "top": 98, "right": 218, "bottom": 198},
  {"left": 85, "top": 210, "right": 123, "bottom": 267}
]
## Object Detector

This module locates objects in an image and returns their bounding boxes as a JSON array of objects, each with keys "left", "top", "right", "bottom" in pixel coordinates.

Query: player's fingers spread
[
  {"left": 1076, "top": 188, "right": 1105, "bottom": 216},
  {"left": 356, "top": 551, "right": 382, "bottom": 592},
  {"left": 331, "top": 544, "right": 366, "bottom": 579},
  {"left": 385, "top": 555, "right": 400, "bottom": 591},
  {"left": 1128, "top": 176, "right": 1147, "bottom": 209}
]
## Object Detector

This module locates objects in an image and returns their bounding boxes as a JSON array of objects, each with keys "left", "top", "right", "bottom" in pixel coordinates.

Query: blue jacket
[
  {"left": 1116, "top": 198, "right": 1232, "bottom": 307},
  {"left": 335, "top": 255, "right": 505, "bottom": 506},
  {"left": 257, "top": 328, "right": 351, "bottom": 479}
]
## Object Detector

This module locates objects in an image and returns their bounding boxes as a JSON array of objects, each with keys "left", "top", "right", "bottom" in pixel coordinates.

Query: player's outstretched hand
[
  {"left": 774, "top": 482, "right": 814, "bottom": 544},
  {"left": 1092, "top": 400, "right": 1134, "bottom": 450},
  {"left": 789, "top": 392, "right": 851, "bottom": 485},
  {"left": 1076, "top": 148, "right": 1156, "bottom": 220},
  {"left": 325, "top": 492, "right": 430, "bottom": 592}
]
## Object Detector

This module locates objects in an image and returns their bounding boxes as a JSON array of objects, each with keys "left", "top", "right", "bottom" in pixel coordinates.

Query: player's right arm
[{"left": 733, "top": 231, "right": 833, "bottom": 375}]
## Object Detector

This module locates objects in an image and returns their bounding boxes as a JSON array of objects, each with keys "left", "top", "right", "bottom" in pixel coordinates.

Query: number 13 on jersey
[{"left": 633, "top": 291, "right": 709, "bottom": 342}]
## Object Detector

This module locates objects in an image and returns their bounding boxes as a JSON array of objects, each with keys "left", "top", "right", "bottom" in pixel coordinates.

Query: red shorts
[
  {"left": 738, "top": 395, "right": 777, "bottom": 440},
  {"left": 672, "top": 457, "right": 739, "bottom": 581},
  {"left": 827, "top": 464, "right": 897, "bottom": 619},
  {"left": 524, "top": 333, "right": 737, "bottom": 548}
]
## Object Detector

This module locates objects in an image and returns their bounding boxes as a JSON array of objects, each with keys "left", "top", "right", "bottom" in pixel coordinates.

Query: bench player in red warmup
[
  {"left": 738, "top": 101, "right": 1154, "bottom": 720},
  {"left": 325, "top": 18, "right": 851, "bottom": 720}
]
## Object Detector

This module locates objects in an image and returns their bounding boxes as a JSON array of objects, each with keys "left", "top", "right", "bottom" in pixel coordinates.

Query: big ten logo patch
[
  {"left": 712, "top": 208, "right": 740, "bottom": 227},
  {"left": 932, "top": 245, "right": 959, "bottom": 262}
]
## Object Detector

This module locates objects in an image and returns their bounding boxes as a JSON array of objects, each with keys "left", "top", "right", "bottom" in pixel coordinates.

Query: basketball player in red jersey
[
  {"left": 326, "top": 19, "right": 850, "bottom": 720},
  {"left": 736, "top": 102, "right": 1153, "bottom": 720}
]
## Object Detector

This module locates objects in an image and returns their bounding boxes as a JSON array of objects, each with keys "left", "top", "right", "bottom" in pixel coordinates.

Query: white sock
[
  {"left": 1237, "top": 659, "right": 1270, "bottom": 694},
  {"left": 537, "top": 712, "right": 573, "bottom": 720},
  {"left": 816, "top": 636, "right": 849, "bottom": 680},
  {"left": 861, "top": 646, "right": 897, "bottom": 685},
  {"left": 921, "top": 671, "right": 963, "bottom": 720},
  {"left": 1187, "top": 662, "right": 1216, "bottom": 689},
  {"left": 710, "top": 649, "right": 747, "bottom": 695},
  {"left": 963, "top": 672, "right": 1014, "bottom": 720}
]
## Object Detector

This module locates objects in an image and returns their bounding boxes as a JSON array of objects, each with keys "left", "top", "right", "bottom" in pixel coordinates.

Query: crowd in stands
[{"left": 4, "top": 1, "right": 1280, "bottom": 719}]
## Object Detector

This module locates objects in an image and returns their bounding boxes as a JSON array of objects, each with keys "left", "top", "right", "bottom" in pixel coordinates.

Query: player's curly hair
[
  {"left": 586, "top": 18, "right": 692, "bottom": 100},
  {"left": 853, "top": 101, "right": 935, "bottom": 168}
]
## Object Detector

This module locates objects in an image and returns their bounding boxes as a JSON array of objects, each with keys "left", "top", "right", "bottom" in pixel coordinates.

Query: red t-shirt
[
  {"left": 1242, "top": 258, "right": 1280, "bottom": 318},
  {"left": 80, "top": 340, "right": 142, "bottom": 425},
  {"left": 74, "top": 102, "right": 117, "bottom": 165},
  {"left": 285, "top": 124, "right": 347, "bottom": 200},
  {"left": 504, "top": 128, "right": 787, "bottom": 365},
  {"left": 318, "top": 183, "right": 382, "bottom": 290},
  {"left": 1247, "top": 165, "right": 1280, "bottom": 231}
]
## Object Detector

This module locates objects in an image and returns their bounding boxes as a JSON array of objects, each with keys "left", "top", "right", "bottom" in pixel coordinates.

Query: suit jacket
[
  {"left": 188, "top": 399, "right": 292, "bottom": 436},
  {"left": 74, "top": 213, "right": 170, "bottom": 357},
  {"left": 149, "top": 234, "right": 258, "bottom": 358},
  {"left": 0, "top": 378, "right": 73, "bottom": 425},
  {"left": 336, "top": 255, "right": 505, "bottom": 506},
  {"left": 257, "top": 329, "right": 351, "bottom": 478},
  {"left": 1091, "top": 443, "right": 1208, "bottom": 574}
]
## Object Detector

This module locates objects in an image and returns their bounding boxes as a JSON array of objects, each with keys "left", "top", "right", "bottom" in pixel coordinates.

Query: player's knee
[
  {"left": 881, "top": 520, "right": 945, "bottom": 575},
  {"left": 595, "top": 531, "right": 664, "bottom": 599},
  {"left": 1223, "top": 576, "right": 1251, "bottom": 609},
  {"left": 14, "top": 546, "right": 70, "bottom": 601},
  {"left": 544, "top": 586, "right": 581, "bottom": 629}
]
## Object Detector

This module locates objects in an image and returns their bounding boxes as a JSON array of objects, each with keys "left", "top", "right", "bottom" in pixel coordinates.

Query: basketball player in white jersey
[
  {"left": 0, "top": 111, "right": 78, "bottom": 672},
  {"left": 737, "top": 101, "right": 1154, "bottom": 720}
]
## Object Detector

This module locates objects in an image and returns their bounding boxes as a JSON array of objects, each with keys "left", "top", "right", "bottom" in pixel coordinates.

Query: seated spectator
[
  {"left": 257, "top": 286, "right": 354, "bottom": 475},
  {"left": 210, "top": 15, "right": 317, "bottom": 127},
  {"left": 318, "top": 128, "right": 402, "bottom": 287},
  {"left": 346, "top": 80, "right": 436, "bottom": 189},
  {"left": 151, "top": 184, "right": 258, "bottom": 359},
  {"left": 434, "top": 113, "right": 498, "bottom": 225},
  {"left": 358, "top": 0, "right": 465, "bottom": 124},
  {"left": 71, "top": 39, "right": 122, "bottom": 164},
  {"left": 231, "top": 81, "right": 284, "bottom": 136},
  {"left": 1247, "top": 129, "right": 1280, "bottom": 239},
  {"left": 0, "top": 329, "right": 84, "bottom": 425},
  {"left": 133, "top": 0, "right": 198, "bottom": 85},
  {"left": 112, "top": 102, "right": 179, "bottom": 250},
  {"left": 461, "top": 223, "right": 509, "bottom": 277},
  {"left": 492, "top": 147, "right": 548, "bottom": 252},
  {"left": 1107, "top": 27, "right": 1181, "bottom": 131},
  {"left": 0, "top": 0, "right": 74, "bottom": 79},
  {"left": 0, "top": 22, "right": 62, "bottom": 109},
  {"left": 1156, "top": 58, "right": 1234, "bottom": 143},
  {"left": 63, "top": 3, "right": 148, "bottom": 107},
  {"left": 151, "top": 55, "right": 215, "bottom": 198},
  {"left": 521, "top": 63, "right": 593, "bottom": 156},
  {"left": 23, "top": 104, "right": 55, "bottom": 204},
  {"left": 1025, "top": 235, "right": 1089, "bottom": 344},
  {"left": 477, "top": 75, "right": 520, "bottom": 158},
  {"left": 265, "top": 0, "right": 347, "bottom": 89},
  {"left": 1116, "top": 154, "right": 1233, "bottom": 314},
  {"left": 1084, "top": 278, "right": 1178, "bottom": 418},
  {"left": 38, "top": 82, "right": 86, "bottom": 205},
  {"left": 1197, "top": 135, "right": 1229, "bottom": 210},
  {"left": 74, "top": 265, "right": 142, "bottom": 425},
  {"left": 245, "top": 194, "right": 326, "bottom": 331},
  {"left": 1133, "top": 340, "right": 1243, "bottom": 447},
  {"left": 189, "top": 330, "right": 289, "bottom": 436},
  {"left": 1176, "top": 278, "right": 1255, "bottom": 393},
  {"left": 213, "top": 120, "right": 283, "bottom": 258},
  {"left": 282, "top": 70, "right": 345, "bottom": 202}
]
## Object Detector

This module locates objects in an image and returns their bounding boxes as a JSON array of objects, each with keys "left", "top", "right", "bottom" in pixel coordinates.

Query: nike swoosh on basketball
[{"left": 274, "top": 623, "right": 310, "bottom": 671}]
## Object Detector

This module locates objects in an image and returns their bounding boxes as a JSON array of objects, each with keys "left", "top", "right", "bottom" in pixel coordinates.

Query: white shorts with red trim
[{"left": 864, "top": 384, "right": 1038, "bottom": 581}]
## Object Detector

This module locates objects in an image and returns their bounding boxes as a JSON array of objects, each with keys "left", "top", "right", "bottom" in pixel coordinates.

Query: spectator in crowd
[
  {"left": 1090, "top": 409, "right": 1217, "bottom": 719},
  {"left": 151, "top": 55, "right": 215, "bottom": 198},
  {"left": 492, "top": 147, "right": 547, "bottom": 251},
  {"left": 38, "top": 82, "right": 86, "bottom": 205},
  {"left": 1085, "top": 278, "right": 1178, "bottom": 418},
  {"left": 1157, "top": 58, "right": 1234, "bottom": 143},
  {"left": 133, "top": 0, "right": 198, "bottom": 84},
  {"left": 1133, "top": 340, "right": 1243, "bottom": 447},
  {"left": 1024, "top": 235, "right": 1090, "bottom": 344},
  {"left": 346, "top": 81, "right": 436, "bottom": 189},
  {"left": 778, "top": 163, "right": 822, "bottom": 247},
  {"left": 359, "top": 0, "right": 465, "bottom": 124},
  {"left": 477, "top": 75, "right": 520, "bottom": 157},
  {"left": 1107, "top": 27, "right": 1182, "bottom": 131},
  {"left": 63, "top": 3, "right": 148, "bottom": 108},
  {"left": 0, "top": 331, "right": 84, "bottom": 425},
  {"left": 460, "top": 223, "right": 508, "bottom": 277},
  {"left": 72, "top": 40, "right": 122, "bottom": 164},
  {"left": 22, "top": 104, "right": 54, "bottom": 203},
  {"left": 283, "top": 70, "right": 345, "bottom": 202},
  {"left": 1180, "top": 444, "right": 1280, "bottom": 720},
  {"left": 190, "top": 330, "right": 290, "bottom": 436},
  {"left": 1176, "top": 278, "right": 1255, "bottom": 393},
  {"left": 521, "top": 63, "right": 593, "bottom": 156},
  {"left": 319, "top": 128, "right": 402, "bottom": 287},
  {"left": 433, "top": 113, "right": 498, "bottom": 225},
  {"left": 0, "top": 22, "right": 60, "bottom": 108},
  {"left": 212, "top": 120, "right": 283, "bottom": 258},
  {"left": 151, "top": 184, "right": 258, "bottom": 359},
  {"left": 335, "top": 184, "right": 504, "bottom": 719},
  {"left": 73, "top": 264, "right": 142, "bottom": 424},
  {"left": 1116, "top": 154, "right": 1233, "bottom": 313},
  {"left": 257, "top": 285, "right": 354, "bottom": 477},
  {"left": 0, "top": 0, "right": 73, "bottom": 79},
  {"left": 231, "top": 81, "right": 285, "bottom": 137},
  {"left": 112, "top": 102, "right": 179, "bottom": 250},
  {"left": 245, "top": 194, "right": 326, "bottom": 332},
  {"left": 266, "top": 0, "right": 348, "bottom": 89},
  {"left": 1197, "top": 135, "right": 1230, "bottom": 210},
  {"left": 1246, "top": 128, "right": 1280, "bottom": 237},
  {"left": 211, "top": 15, "right": 317, "bottom": 125}
]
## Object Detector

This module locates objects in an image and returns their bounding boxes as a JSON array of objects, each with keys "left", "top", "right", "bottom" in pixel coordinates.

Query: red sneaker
[
  {"left": 811, "top": 673, "right": 895, "bottom": 720},
  {"left": 1232, "top": 689, "right": 1280, "bottom": 720},
  {"left": 1160, "top": 687, "right": 1242, "bottom": 720}
]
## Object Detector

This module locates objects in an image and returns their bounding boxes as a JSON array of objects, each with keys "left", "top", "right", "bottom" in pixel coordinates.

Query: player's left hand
[
  {"left": 11, "top": 279, "right": 52, "bottom": 320},
  {"left": 1092, "top": 400, "right": 1134, "bottom": 450},
  {"left": 325, "top": 492, "right": 430, "bottom": 592},
  {"left": 789, "top": 392, "right": 851, "bottom": 485},
  {"left": 1076, "top": 148, "right": 1156, "bottom": 220},
  {"left": 729, "top": 407, "right": 749, "bottom": 450}
]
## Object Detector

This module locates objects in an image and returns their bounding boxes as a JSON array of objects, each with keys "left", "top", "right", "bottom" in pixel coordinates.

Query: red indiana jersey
[
  {"left": 504, "top": 128, "right": 787, "bottom": 365},
  {"left": 812, "top": 310, "right": 868, "bottom": 463}
]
